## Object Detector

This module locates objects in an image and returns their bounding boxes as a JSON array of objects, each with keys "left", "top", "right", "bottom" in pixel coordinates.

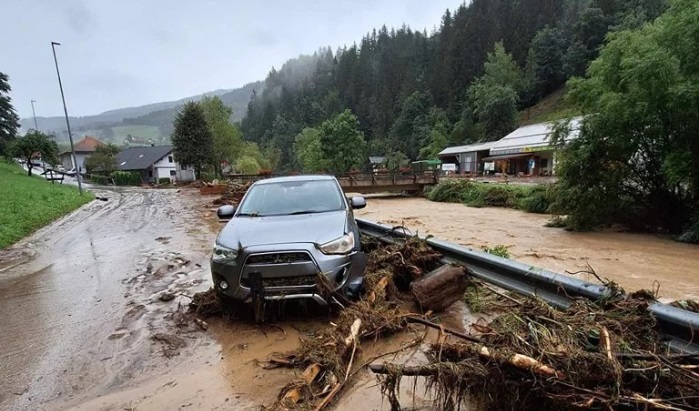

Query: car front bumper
[{"left": 210, "top": 243, "right": 366, "bottom": 305}]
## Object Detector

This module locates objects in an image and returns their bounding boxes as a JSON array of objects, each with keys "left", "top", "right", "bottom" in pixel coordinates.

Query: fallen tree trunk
[{"left": 410, "top": 264, "right": 469, "bottom": 312}]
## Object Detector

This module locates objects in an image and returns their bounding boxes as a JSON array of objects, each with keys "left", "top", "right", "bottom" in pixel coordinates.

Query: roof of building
[
  {"left": 117, "top": 146, "right": 173, "bottom": 171},
  {"left": 490, "top": 117, "right": 583, "bottom": 155},
  {"left": 369, "top": 156, "right": 386, "bottom": 164},
  {"left": 74, "top": 136, "right": 105, "bottom": 152},
  {"left": 438, "top": 141, "right": 497, "bottom": 157},
  {"left": 59, "top": 136, "right": 106, "bottom": 155}
]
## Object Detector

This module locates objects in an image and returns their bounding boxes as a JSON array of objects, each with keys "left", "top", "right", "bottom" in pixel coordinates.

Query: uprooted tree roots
[
  {"left": 211, "top": 181, "right": 251, "bottom": 206},
  {"left": 375, "top": 290, "right": 699, "bottom": 411}
]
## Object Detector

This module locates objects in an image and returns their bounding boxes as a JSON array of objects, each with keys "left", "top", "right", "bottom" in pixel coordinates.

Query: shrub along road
[{"left": 0, "top": 162, "right": 93, "bottom": 249}]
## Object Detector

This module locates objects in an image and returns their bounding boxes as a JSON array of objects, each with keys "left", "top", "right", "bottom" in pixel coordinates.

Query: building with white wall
[{"left": 116, "top": 146, "right": 195, "bottom": 183}]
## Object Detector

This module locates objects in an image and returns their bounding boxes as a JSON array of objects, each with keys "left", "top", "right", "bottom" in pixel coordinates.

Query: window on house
[
  {"left": 540, "top": 158, "right": 549, "bottom": 169},
  {"left": 170, "top": 170, "right": 176, "bottom": 176},
  {"left": 148, "top": 170, "right": 153, "bottom": 177},
  {"left": 168, "top": 156, "right": 173, "bottom": 163}
]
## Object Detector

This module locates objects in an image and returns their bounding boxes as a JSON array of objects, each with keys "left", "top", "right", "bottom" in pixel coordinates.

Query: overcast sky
[{"left": 2, "top": 0, "right": 462, "bottom": 118}]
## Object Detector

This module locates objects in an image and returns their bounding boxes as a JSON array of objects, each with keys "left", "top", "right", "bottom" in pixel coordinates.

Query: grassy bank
[
  {"left": 0, "top": 162, "right": 94, "bottom": 249},
  {"left": 427, "top": 179, "right": 554, "bottom": 214}
]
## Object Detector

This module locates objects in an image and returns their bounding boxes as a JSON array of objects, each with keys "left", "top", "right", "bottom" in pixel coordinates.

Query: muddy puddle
[{"left": 356, "top": 196, "right": 699, "bottom": 301}]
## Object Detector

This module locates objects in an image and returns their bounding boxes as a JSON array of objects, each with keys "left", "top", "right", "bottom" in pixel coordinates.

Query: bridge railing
[{"left": 225, "top": 170, "right": 440, "bottom": 187}]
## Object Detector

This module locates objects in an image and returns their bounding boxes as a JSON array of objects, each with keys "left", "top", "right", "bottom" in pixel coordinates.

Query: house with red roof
[{"left": 60, "top": 136, "right": 105, "bottom": 172}]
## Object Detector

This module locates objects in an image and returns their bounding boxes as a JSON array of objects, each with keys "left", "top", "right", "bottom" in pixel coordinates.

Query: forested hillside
[{"left": 241, "top": 0, "right": 666, "bottom": 170}]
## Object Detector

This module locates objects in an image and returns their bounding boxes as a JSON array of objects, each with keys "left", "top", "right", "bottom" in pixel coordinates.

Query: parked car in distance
[{"left": 211, "top": 175, "right": 367, "bottom": 307}]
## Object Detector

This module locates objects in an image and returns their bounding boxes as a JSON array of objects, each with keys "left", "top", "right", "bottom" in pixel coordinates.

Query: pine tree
[
  {"left": 171, "top": 102, "right": 214, "bottom": 178},
  {"left": 0, "top": 72, "right": 20, "bottom": 157}
]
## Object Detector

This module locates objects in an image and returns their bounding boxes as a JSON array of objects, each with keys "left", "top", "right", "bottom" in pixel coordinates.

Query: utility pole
[
  {"left": 30, "top": 100, "right": 39, "bottom": 131},
  {"left": 51, "top": 41, "right": 83, "bottom": 195}
]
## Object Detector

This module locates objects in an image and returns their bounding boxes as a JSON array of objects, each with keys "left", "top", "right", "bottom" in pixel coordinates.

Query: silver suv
[{"left": 211, "top": 175, "right": 367, "bottom": 306}]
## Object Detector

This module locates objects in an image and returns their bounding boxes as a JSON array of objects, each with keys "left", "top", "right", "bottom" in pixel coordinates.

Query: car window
[{"left": 237, "top": 180, "right": 345, "bottom": 217}]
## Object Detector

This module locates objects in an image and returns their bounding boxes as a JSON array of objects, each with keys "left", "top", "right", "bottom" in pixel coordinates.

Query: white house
[
  {"left": 60, "top": 136, "right": 105, "bottom": 171},
  {"left": 116, "top": 146, "right": 196, "bottom": 183}
]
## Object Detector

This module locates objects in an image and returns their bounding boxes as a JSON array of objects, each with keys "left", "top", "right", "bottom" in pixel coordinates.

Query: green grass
[
  {"left": 0, "top": 162, "right": 94, "bottom": 249},
  {"left": 427, "top": 179, "right": 555, "bottom": 214},
  {"left": 484, "top": 244, "right": 511, "bottom": 258},
  {"left": 111, "top": 125, "right": 162, "bottom": 143},
  {"left": 519, "top": 87, "right": 581, "bottom": 125}
]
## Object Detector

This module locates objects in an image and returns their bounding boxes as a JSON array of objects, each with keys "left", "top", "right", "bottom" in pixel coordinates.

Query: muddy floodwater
[
  {"left": 356, "top": 197, "right": 699, "bottom": 301},
  {"left": 1, "top": 189, "right": 698, "bottom": 411}
]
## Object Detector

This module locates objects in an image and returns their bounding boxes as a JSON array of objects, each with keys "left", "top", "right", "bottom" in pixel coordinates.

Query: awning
[{"left": 481, "top": 153, "right": 532, "bottom": 162}]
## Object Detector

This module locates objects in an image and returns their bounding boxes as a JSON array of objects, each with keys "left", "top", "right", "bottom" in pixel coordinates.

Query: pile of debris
[
  {"left": 374, "top": 284, "right": 699, "bottom": 411},
  {"left": 212, "top": 181, "right": 251, "bottom": 206},
  {"left": 186, "top": 236, "right": 699, "bottom": 410}
]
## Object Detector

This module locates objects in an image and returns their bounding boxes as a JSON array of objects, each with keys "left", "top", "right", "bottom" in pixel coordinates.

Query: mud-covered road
[{"left": 356, "top": 197, "right": 699, "bottom": 301}]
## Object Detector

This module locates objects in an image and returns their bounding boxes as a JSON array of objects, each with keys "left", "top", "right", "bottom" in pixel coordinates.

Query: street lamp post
[
  {"left": 30, "top": 100, "right": 39, "bottom": 131},
  {"left": 51, "top": 41, "right": 83, "bottom": 195}
]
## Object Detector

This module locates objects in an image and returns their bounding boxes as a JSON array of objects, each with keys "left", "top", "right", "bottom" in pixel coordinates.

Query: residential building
[
  {"left": 116, "top": 145, "right": 195, "bottom": 183},
  {"left": 437, "top": 141, "right": 497, "bottom": 175},
  {"left": 60, "top": 136, "right": 105, "bottom": 171}
]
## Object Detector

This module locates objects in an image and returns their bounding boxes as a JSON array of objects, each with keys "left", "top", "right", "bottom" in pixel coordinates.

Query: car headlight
[
  {"left": 318, "top": 233, "right": 355, "bottom": 255},
  {"left": 212, "top": 244, "right": 238, "bottom": 263}
]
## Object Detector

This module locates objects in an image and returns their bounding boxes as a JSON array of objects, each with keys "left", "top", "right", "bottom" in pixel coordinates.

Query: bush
[
  {"left": 429, "top": 180, "right": 556, "bottom": 214},
  {"left": 158, "top": 177, "right": 170, "bottom": 185},
  {"left": 200, "top": 171, "right": 216, "bottom": 182},
  {"left": 517, "top": 185, "right": 555, "bottom": 214},
  {"left": 112, "top": 171, "right": 141, "bottom": 186},
  {"left": 484, "top": 244, "right": 510, "bottom": 258},
  {"left": 426, "top": 179, "right": 471, "bottom": 203}
]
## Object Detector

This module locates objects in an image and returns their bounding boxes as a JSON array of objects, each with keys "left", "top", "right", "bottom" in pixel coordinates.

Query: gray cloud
[{"left": 2, "top": 0, "right": 462, "bottom": 118}]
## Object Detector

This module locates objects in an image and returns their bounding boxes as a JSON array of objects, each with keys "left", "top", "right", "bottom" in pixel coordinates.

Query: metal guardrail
[{"left": 357, "top": 218, "right": 699, "bottom": 353}]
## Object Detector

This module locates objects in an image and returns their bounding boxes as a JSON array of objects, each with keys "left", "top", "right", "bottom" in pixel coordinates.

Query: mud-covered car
[{"left": 211, "top": 175, "right": 367, "bottom": 305}]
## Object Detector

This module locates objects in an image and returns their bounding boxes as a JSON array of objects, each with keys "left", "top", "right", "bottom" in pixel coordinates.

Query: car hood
[{"left": 217, "top": 210, "right": 348, "bottom": 249}]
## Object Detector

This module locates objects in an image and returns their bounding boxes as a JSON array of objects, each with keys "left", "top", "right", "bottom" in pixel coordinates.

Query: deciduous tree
[
  {"left": 319, "top": 110, "right": 366, "bottom": 174},
  {"left": 10, "top": 131, "right": 59, "bottom": 176},
  {"left": 84, "top": 144, "right": 120, "bottom": 174},
  {"left": 200, "top": 96, "right": 244, "bottom": 176},
  {"left": 553, "top": 0, "right": 699, "bottom": 240}
]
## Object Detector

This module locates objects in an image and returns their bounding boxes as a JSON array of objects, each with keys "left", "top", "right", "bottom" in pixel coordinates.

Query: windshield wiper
[
  {"left": 289, "top": 210, "right": 326, "bottom": 215},
  {"left": 236, "top": 212, "right": 260, "bottom": 217}
]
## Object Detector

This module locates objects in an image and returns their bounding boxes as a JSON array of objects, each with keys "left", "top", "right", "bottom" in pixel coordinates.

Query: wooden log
[
  {"left": 410, "top": 264, "right": 469, "bottom": 312},
  {"left": 281, "top": 363, "right": 322, "bottom": 406}
]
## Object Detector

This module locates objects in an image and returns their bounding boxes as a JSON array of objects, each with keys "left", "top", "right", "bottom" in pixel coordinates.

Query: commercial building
[
  {"left": 437, "top": 117, "right": 582, "bottom": 176},
  {"left": 437, "top": 141, "right": 497, "bottom": 175},
  {"left": 486, "top": 117, "right": 582, "bottom": 176}
]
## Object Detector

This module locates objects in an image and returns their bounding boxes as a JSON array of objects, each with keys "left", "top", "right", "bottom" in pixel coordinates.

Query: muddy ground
[
  {"left": 2, "top": 189, "right": 698, "bottom": 411},
  {"left": 0, "top": 188, "right": 438, "bottom": 411},
  {"left": 356, "top": 196, "right": 699, "bottom": 301}
]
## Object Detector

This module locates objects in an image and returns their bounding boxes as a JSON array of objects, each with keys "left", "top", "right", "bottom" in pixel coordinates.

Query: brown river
[{"left": 356, "top": 197, "right": 699, "bottom": 302}]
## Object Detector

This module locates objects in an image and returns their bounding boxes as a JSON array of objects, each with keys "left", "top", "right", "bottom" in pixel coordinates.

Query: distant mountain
[{"left": 20, "top": 81, "right": 263, "bottom": 144}]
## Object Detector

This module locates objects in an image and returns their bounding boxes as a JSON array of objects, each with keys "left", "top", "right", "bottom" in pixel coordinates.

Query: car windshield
[{"left": 237, "top": 180, "right": 345, "bottom": 217}]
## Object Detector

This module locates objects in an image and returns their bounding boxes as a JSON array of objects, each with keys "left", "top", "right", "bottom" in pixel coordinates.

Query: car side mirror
[
  {"left": 350, "top": 196, "right": 366, "bottom": 209},
  {"left": 217, "top": 205, "right": 236, "bottom": 219}
]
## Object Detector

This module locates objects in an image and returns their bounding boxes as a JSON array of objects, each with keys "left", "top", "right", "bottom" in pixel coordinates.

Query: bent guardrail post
[{"left": 357, "top": 218, "right": 699, "bottom": 353}]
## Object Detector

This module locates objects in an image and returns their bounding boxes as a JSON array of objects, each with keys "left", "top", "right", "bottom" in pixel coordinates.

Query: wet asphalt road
[{"left": 0, "top": 188, "right": 214, "bottom": 410}]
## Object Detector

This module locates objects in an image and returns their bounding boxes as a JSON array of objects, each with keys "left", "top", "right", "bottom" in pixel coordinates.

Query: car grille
[
  {"left": 241, "top": 275, "right": 317, "bottom": 288},
  {"left": 246, "top": 252, "right": 313, "bottom": 265}
]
